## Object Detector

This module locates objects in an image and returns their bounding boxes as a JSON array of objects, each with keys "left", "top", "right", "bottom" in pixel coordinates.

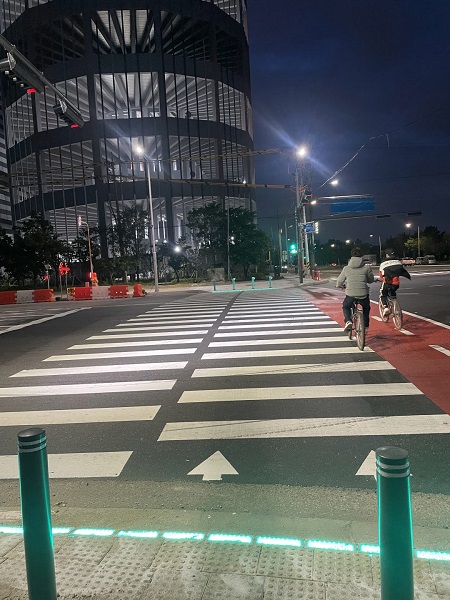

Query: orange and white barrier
[{"left": 0, "top": 289, "right": 55, "bottom": 305}]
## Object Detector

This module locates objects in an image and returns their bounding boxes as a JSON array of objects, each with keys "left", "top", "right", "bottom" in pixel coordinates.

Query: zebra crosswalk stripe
[
  {"left": 0, "top": 452, "right": 133, "bottom": 479},
  {"left": 214, "top": 327, "right": 341, "bottom": 338},
  {"left": 208, "top": 336, "right": 345, "bottom": 348},
  {"left": 69, "top": 339, "right": 202, "bottom": 350},
  {"left": 0, "top": 380, "right": 176, "bottom": 397},
  {"left": 158, "top": 414, "right": 450, "bottom": 441},
  {"left": 192, "top": 361, "right": 395, "bottom": 378},
  {"left": 219, "top": 321, "right": 333, "bottom": 330},
  {"left": 0, "top": 405, "right": 160, "bottom": 425},
  {"left": 44, "top": 348, "right": 196, "bottom": 361},
  {"left": 178, "top": 382, "right": 421, "bottom": 403},
  {"left": 202, "top": 347, "right": 371, "bottom": 359},
  {"left": 11, "top": 362, "right": 187, "bottom": 377}
]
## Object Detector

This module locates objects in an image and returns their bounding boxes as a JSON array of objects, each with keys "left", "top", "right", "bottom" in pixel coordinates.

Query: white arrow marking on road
[
  {"left": 356, "top": 451, "right": 376, "bottom": 480},
  {"left": 187, "top": 451, "right": 238, "bottom": 481}
]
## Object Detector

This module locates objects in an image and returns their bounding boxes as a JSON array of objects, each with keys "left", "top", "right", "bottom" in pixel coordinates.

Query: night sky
[{"left": 247, "top": 0, "right": 450, "bottom": 244}]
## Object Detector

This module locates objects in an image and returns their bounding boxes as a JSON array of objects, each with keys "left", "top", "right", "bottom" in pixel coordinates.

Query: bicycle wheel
[
  {"left": 391, "top": 298, "right": 403, "bottom": 330},
  {"left": 379, "top": 297, "right": 389, "bottom": 322},
  {"left": 355, "top": 311, "right": 365, "bottom": 351}
]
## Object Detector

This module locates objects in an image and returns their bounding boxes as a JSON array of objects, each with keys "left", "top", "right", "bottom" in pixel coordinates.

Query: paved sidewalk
[{"left": 1, "top": 508, "right": 449, "bottom": 599}]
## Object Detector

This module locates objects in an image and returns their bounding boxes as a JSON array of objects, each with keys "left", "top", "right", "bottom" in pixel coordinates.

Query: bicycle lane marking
[{"left": 302, "top": 288, "right": 450, "bottom": 416}]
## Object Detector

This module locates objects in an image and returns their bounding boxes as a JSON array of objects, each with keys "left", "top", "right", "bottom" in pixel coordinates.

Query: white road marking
[
  {"left": 158, "top": 414, "right": 450, "bottom": 441},
  {"left": 208, "top": 336, "right": 345, "bottom": 348},
  {"left": 400, "top": 329, "right": 415, "bottom": 336},
  {"left": 146, "top": 310, "right": 223, "bottom": 316},
  {"left": 0, "top": 308, "right": 91, "bottom": 335},
  {"left": 223, "top": 316, "right": 331, "bottom": 324},
  {"left": 187, "top": 451, "right": 238, "bottom": 481},
  {"left": 0, "top": 405, "right": 160, "bottom": 425},
  {"left": 0, "top": 380, "right": 176, "bottom": 397},
  {"left": 126, "top": 318, "right": 215, "bottom": 324},
  {"left": 44, "top": 348, "right": 196, "bottom": 361},
  {"left": 0, "top": 452, "right": 133, "bottom": 479},
  {"left": 214, "top": 327, "right": 341, "bottom": 338},
  {"left": 192, "top": 361, "right": 395, "bottom": 378},
  {"left": 115, "top": 323, "right": 213, "bottom": 330},
  {"left": 11, "top": 362, "right": 187, "bottom": 377},
  {"left": 202, "top": 347, "right": 371, "bottom": 360},
  {"left": 430, "top": 345, "right": 450, "bottom": 357},
  {"left": 69, "top": 338, "right": 202, "bottom": 349},
  {"left": 219, "top": 320, "right": 333, "bottom": 330},
  {"left": 372, "top": 316, "right": 383, "bottom": 322},
  {"left": 179, "top": 382, "right": 421, "bottom": 403},
  {"left": 356, "top": 451, "right": 376, "bottom": 479},
  {"left": 225, "top": 310, "right": 321, "bottom": 317},
  {"left": 101, "top": 329, "right": 208, "bottom": 336}
]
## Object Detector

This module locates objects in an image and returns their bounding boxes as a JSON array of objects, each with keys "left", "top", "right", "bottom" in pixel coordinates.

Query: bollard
[
  {"left": 232, "top": 277, "right": 236, "bottom": 290},
  {"left": 213, "top": 279, "right": 216, "bottom": 291},
  {"left": 251, "top": 276, "right": 255, "bottom": 289},
  {"left": 376, "top": 446, "right": 414, "bottom": 600},
  {"left": 18, "top": 428, "right": 57, "bottom": 600},
  {"left": 268, "top": 276, "right": 272, "bottom": 288},
  {"left": 317, "top": 270, "right": 321, "bottom": 281}
]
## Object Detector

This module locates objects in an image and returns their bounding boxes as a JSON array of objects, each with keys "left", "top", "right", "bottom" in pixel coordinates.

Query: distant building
[{"left": 0, "top": 0, "right": 254, "bottom": 253}]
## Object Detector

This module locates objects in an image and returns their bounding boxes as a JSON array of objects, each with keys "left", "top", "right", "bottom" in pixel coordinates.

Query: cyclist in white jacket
[{"left": 336, "top": 247, "right": 375, "bottom": 331}]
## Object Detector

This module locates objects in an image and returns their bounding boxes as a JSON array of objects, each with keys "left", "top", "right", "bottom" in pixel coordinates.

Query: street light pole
[
  {"left": 227, "top": 205, "right": 231, "bottom": 280},
  {"left": 78, "top": 217, "right": 94, "bottom": 284},
  {"left": 295, "top": 168, "right": 304, "bottom": 283},
  {"left": 417, "top": 226, "right": 421, "bottom": 257},
  {"left": 144, "top": 160, "right": 159, "bottom": 292}
]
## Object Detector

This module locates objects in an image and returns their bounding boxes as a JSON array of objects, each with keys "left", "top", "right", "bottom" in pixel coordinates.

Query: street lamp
[
  {"left": 77, "top": 216, "right": 94, "bottom": 284},
  {"left": 295, "top": 145, "right": 310, "bottom": 282},
  {"left": 405, "top": 222, "right": 420, "bottom": 257},
  {"left": 330, "top": 179, "right": 339, "bottom": 186},
  {"left": 136, "top": 146, "right": 159, "bottom": 292}
]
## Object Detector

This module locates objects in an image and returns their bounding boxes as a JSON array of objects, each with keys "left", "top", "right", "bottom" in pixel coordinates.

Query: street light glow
[
  {"left": 174, "top": 246, "right": 181, "bottom": 253},
  {"left": 405, "top": 222, "right": 412, "bottom": 228},
  {"left": 135, "top": 145, "right": 144, "bottom": 155},
  {"left": 345, "top": 239, "right": 351, "bottom": 244},
  {"left": 330, "top": 179, "right": 339, "bottom": 186},
  {"left": 296, "top": 146, "right": 308, "bottom": 158}
]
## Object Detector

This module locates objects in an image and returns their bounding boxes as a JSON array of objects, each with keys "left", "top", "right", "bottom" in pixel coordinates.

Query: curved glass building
[{"left": 1, "top": 0, "right": 254, "bottom": 253}]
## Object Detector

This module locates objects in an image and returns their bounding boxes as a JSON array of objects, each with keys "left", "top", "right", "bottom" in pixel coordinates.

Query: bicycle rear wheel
[
  {"left": 391, "top": 298, "right": 403, "bottom": 330},
  {"left": 355, "top": 311, "right": 365, "bottom": 350},
  {"left": 379, "top": 297, "right": 389, "bottom": 322}
]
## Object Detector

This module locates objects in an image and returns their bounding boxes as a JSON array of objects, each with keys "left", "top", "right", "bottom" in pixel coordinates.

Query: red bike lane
[{"left": 304, "top": 288, "right": 450, "bottom": 416}]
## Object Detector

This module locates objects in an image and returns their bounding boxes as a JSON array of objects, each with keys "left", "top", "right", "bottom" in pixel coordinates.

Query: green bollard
[
  {"left": 251, "top": 276, "right": 255, "bottom": 289},
  {"left": 213, "top": 279, "right": 216, "bottom": 291},
  {"left": 377, "top": 446, "right": 414, "bottom": 600},
  {"left": 268, "top": 276, "right": 272, "bottom": 288},
  {"left": 18, "top": 428, "right": 57, "bottom": 600},
  {"left": 232, "top": 277, "right": 236, "bottom": 290}
]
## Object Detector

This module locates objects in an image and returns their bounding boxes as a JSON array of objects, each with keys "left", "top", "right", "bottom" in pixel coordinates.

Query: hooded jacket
[
  {"left": 336, "top": 256, "right": 374, "bottom": 298},
  {"left": 379, "top": 259, "right": 411, "bottom": 284}
]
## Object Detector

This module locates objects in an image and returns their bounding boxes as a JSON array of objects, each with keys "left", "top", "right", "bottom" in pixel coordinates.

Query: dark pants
[
  {"left": 343, "top": 295, "right": 371, "bottom": 328},
  {"left": 380, "top": 282, "right": 399, "bottom": 307}
]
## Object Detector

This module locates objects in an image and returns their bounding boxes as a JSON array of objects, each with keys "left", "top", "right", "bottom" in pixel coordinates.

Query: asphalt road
[{"left": 0, "top": 282, "right": 448, "bottom": 512}]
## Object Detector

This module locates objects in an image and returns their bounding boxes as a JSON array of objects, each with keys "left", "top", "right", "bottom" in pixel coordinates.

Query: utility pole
[{"left": 295, "top": 169, "right": 304, "bottom": 283}]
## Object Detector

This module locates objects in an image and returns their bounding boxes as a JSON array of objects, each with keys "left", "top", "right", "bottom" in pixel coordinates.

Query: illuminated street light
[
  {"left": 345, "top": 239, "right": 351, "bottom": 244},
  {"left": 297, "top": 146, "right": 308, "bottom": 158},
  {"left": 174, "top": 245, "right": 181, "bottom": 253},
  {"left": 330, "top": 179, "right": 339, "bottom": 186},
  {"left": 405, "top": 222, "right": 420, "bottom": 256}
]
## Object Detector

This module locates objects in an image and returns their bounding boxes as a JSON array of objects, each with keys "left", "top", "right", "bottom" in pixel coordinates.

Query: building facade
[{"left": 0, "top": 0, "right": 254, "bottom": 254}]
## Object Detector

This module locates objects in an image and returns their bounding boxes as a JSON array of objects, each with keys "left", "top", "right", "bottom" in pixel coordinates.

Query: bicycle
[
  {"left": 378, "top": 289, "right": 403, "bottom": 330},
  {"left": 348, "top": 299, "right": 366, "bottom": 351}
]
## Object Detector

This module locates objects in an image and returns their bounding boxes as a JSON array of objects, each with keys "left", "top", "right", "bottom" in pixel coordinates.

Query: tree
[
  {"left": 186, "top": 203, "right": 226, "bottom": 268},
  {"left": 107, "top": 206, "right": 149, "bottom": 281},
  {"left": 6, "top": 215, "right": 69, "bottom": 287},
  {"left": 0, "top": 229, "right": 13, "bottom": 285},
  {"left": 227, "top": 207, "right": 270, "bottom": 278}
]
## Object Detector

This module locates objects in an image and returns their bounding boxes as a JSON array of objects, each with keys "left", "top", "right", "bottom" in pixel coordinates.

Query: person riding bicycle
[
  {"left": 336, "top": 247, "right": 374, "bottom": 332},
  {"left": 379, "top": 251, "right": 411, "bottom": 317}
]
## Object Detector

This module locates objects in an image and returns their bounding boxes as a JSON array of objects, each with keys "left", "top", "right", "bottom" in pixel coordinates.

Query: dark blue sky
[{"left": 247, "top": 0, "right": 450, "bottom": 244}]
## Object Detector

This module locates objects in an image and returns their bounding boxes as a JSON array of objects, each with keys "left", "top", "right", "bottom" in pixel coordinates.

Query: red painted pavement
[{"left": 304, "top": 288, "right": 450, "bottom": 416}]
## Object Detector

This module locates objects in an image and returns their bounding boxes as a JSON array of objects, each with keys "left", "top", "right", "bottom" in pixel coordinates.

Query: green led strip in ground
[{"left": 0, "top": 525, "right": 448, "bottom": 562}]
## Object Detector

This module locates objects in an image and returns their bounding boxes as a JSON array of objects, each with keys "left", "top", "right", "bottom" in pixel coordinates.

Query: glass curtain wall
[{"left": 1, "top": 0, "right": 254, "bottom": 249}]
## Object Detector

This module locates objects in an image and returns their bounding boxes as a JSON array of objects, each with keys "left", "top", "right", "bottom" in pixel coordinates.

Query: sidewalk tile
[
  {"left": 256, "top": 547, "right": 313, "bottom": 579},
  {"left": 201, "top": 544, "right": 261, "bottom": 574},
  {"left": 263, "top": 577, "right": 325, "bottom": 599},
  {"left": 140, "top": 566, "right": 208, "bottom": 600},
  {"left": 312, "top": 550, "right": 373, "bottom": 586},
  {"left": 202, "top": 574, "right": 264, "bottom": 600}
]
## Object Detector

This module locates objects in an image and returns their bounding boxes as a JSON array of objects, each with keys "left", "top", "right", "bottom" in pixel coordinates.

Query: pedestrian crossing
[{"left": 0, "top": 289, "right": 448, "bottom": 489}]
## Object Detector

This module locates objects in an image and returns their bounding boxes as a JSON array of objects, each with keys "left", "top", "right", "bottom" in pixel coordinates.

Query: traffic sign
[
  {"left": 59, "top": 263, "right": 70, "bottom": 275},
  {"left": 302, "top": 222, "right": 316, "bottom": 233}
]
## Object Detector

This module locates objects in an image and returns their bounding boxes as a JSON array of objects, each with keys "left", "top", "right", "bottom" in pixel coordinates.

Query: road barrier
[
  {"left": 0, "top": 289, "right": 55, "bottom": 304},
  {"left": 108, "top": 285, "right": 129, "bottom": 298},
  {"left": 18, "top": 428, "right": 57, "bottom": 600},
  {"left": 133, "top": 283, "right": 145, "bottom": 297},
  {"left": 377, "top": 446, "right": 414, "bottom": 600}
]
